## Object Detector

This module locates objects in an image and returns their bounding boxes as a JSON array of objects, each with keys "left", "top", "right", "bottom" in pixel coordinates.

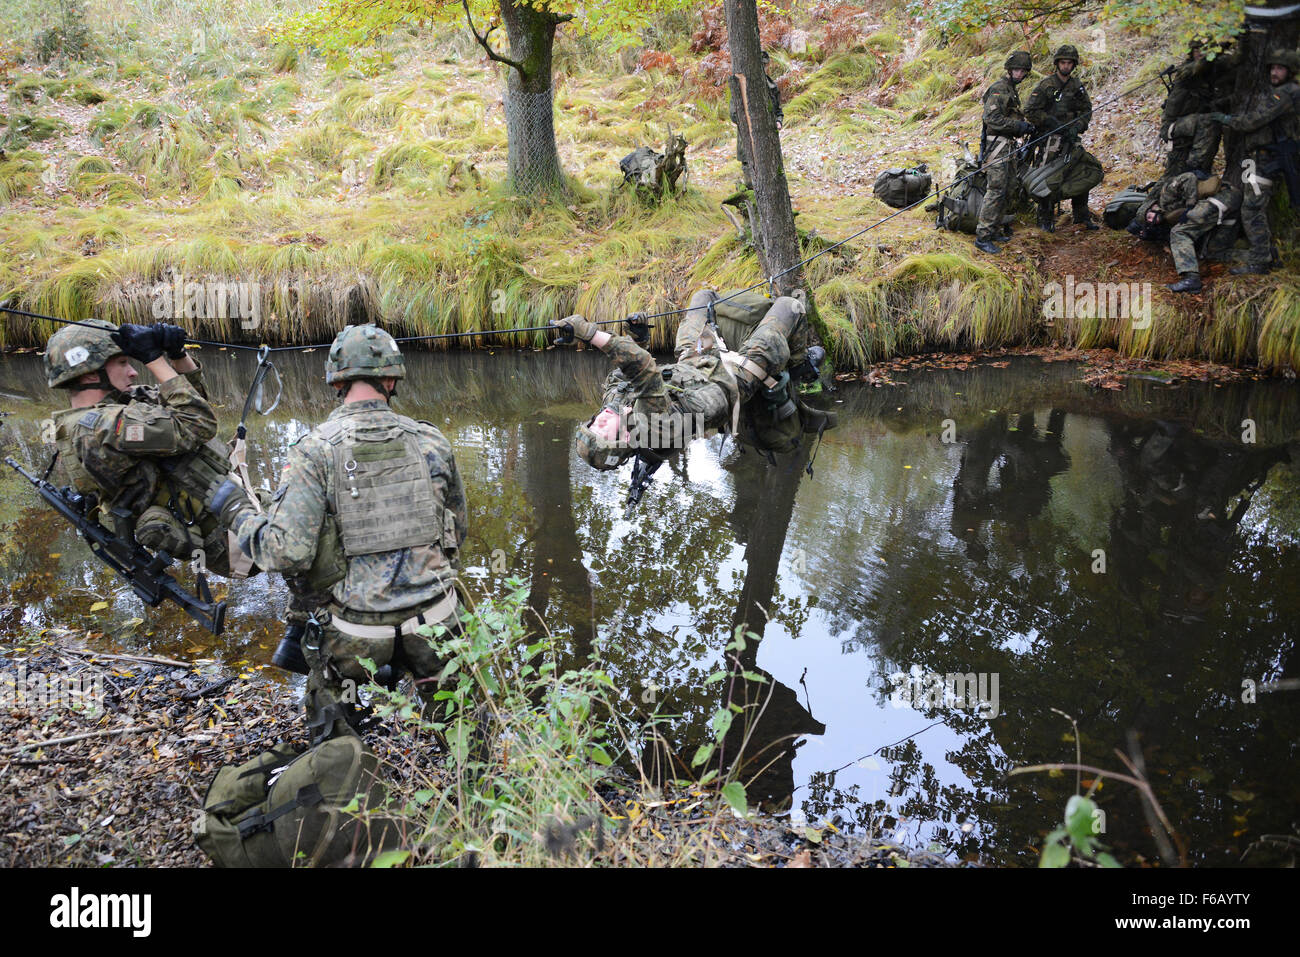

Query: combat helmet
[
  {"left": 1005, "top": 51, "right": 1032, "bottom": 73},
  {"left": 1052, "top": 44, "right": 1080, "bottom": 66},
  {"left": 575, "top": 411, "right": 634, "bottom": 472},
  {"left": 44, "top": 319, "right": 123, "bottom": 389},
  {"left": 1266, "top": 48, "right": 1300, "bottom": 76},
  {"left": 324, "top": 324, "right": 406, "bottom": 385}
]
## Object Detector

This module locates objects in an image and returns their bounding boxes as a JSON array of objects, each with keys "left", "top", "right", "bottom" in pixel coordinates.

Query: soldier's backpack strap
[{"left": 235, "top": 783, "right": 325, "bottom": 839}]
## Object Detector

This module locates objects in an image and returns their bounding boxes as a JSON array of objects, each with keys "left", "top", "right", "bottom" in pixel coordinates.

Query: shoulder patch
[{"left": 77, "top": 410, "right": 102, "bottom": 429}]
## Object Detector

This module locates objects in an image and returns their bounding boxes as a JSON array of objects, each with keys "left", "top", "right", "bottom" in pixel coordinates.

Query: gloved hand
[
  {"left": 157, "top": 322, "right": 187, "bottom": 359},
  {"left": 625, "top": 312, "right": 650, "bottom": 344},
  {"left": 207, "top": 478, "right": 253, "bottom": 527},
  {"left": 549, "top": 315, "right": 598, "bottom": 343},
  {"left": 1016, "top": 121, "right": 1035, "bottom": 136},
  {"left": 111, "top": 323, "right": 166, "bottom": 363}
]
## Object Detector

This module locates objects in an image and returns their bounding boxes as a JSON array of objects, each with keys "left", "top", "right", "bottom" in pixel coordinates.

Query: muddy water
[{"left": 2, "top": 349, "right": 1299, "bottom": 866}]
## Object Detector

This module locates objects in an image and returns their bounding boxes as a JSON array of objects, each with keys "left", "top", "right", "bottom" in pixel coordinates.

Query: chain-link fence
[{"left": 503, "top": 83, "right": 565, "bottom": 195}]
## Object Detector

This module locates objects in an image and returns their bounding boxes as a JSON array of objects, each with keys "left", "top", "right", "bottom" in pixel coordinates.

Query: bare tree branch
[{"left": 461, "top": 0, "right": 528, "bottom": 78}]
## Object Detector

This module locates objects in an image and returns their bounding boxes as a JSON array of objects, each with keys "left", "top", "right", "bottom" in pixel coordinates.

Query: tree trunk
[
  {"left": 723, "top": 0, "right": 802, "bottom": 295},
  {"left": 499, "top": 0, "right": 565, "bottom": 195},
  {"left": 1223, "top": 9, "right": 1300, "bottom": 189}
]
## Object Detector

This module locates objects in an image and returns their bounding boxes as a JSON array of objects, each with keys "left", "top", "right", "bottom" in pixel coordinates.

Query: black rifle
[
  {"left": 6, "top": 456, "right": 227, "bottom": 635},
  {"left": 625, "top": 452, "right": 664, "bottom": 510}
]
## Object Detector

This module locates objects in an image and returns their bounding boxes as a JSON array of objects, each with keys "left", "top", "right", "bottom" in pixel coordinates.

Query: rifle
[
  {"left": 625, "top": 452, "right": 664, "bottom": 510},
  {"left": 6, "top": 456, "right": 227, "bottom": 635}
]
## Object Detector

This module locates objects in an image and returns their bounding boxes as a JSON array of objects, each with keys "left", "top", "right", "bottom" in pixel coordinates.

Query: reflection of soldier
[
  {"left": 1209, "top": 50, "right": 1300, "bottom": 276},
  {"left": 975, "top": 51, "right": 1035, "bottom": 255},
  {"left": 950, "top": 410, "right": 1069, "bottom": 558},
  {"left": 550, "top": 290, "right": 813, "bottom": 472},
  {"left": 216, "top": 325, "right": 468, "bottom": 741},
  {"left": 1160, "top": 40, "right": 1238, "bottom": 177},
  {"left": 1107, "top": 420, "right": 1286, "bottom": 623},
  {"left": 1025, "top": 44, "right": 1097, "bottom": 231},
  {"left": 44, "top": 320, "right": 253, "bottom": 578}
]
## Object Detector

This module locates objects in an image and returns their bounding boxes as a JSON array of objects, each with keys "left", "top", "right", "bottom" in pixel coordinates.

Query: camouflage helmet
[
  {"left": 44, "top": 319, "right": 123, "bottom": 389},
  {"left": 1005, "top": 51, "right": 1032, "bottom": 72},
  {"left": 575, "top": 412, "right": 634, "bottom": 472},
  {"left": 1266, "top": 48, "right": 1300, "bottom": 75},
  {"left": 1053, "top": 44, "right": 1080, "bottom": 66},
  {"left": 324, "top": 323, "right": 405, "bottom": 384}
]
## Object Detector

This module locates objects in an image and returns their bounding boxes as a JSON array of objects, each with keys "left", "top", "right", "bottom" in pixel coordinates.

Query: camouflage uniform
[
  {"left": 1169, "top": 182, "right": 1242, "bottom": 282},
  {"left": 226, "top": 326, "right": 467, "bottom": 741},
  {"left": 1025, "top": 48, "right": 1095, "bottom": 224},
  {"left": 44, "top": 321, "right": 245, "bottom": 575},
  {"left": 1161, "top": 45, "right": 1239, "bottom": 176},
  {"left": 730, "top": 55, "right": 783, "bottom": 189},
  {"left": 975, "top": 53, "right": 1033, "bottom": 247},
  {"left": 1221, "top": 53, "right": 1300, "bottom": 271}
]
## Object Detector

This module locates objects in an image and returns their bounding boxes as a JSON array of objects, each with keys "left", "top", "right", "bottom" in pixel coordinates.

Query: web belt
[{"left": 327, "top": 590, "right": 459, "bottom": 640}]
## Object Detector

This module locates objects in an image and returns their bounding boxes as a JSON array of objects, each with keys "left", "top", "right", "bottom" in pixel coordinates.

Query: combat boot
[
  {"left": 974, "top": 238, "right": 1001, "bottom": 255},
  {"left": 1167, "top": 273, "right": 1202, "bottom": 293},
  {"left": 996, "top": 224, "right": 1013, "bottom": 242},
  {"left": 1036, "top": 203, "right": 1056, "bottom": 233}
]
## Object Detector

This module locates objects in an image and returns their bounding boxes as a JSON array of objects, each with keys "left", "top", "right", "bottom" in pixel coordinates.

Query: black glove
[
  {"left": 207, "top": 478, "right": 253, "bottom": 527},
  {"left": 625, "top": 312, "right": 650, "bottom": 344},
  {"left": 1017, "top": 121, "right": 1035, "bottom": 136},
  {"left": 111, "top": 323, "right": 166, "bottom": 363},
  {"left": 157, "top": 323, "right": 187, "bottom": 360}
]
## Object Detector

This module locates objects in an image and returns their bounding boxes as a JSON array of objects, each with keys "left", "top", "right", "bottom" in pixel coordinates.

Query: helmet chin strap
[{"left": 67, "top": 368, "right": 118, "bottom": 395}]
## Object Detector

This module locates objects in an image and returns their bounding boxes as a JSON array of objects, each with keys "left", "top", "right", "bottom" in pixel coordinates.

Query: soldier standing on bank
[
  {"left": 1025, "top": 44, "right": 1099, "bottom": 231},
  {"left": 43, "top": 319, "right": 255, "bottom": 579},
  {"left": 975, "top": 51, "right": 1035, "bottom": 255},
  {"left": 211, "top": 325, "right": 468, "bottom": 742},
  {"left": 1208, "top": 49, "right": 1300, "bottom": 276},
  {"left": 1160, "top": 39, "right": 1239, "bottom": 178}
]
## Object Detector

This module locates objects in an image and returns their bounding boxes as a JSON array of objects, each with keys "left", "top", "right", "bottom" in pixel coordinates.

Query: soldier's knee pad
[{"left": 134, "top": 505, "right": 192, "bottom": 558}]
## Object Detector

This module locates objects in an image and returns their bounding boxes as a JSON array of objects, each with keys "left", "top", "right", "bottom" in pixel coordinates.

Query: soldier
[
  {"left": 1208, "top": 49, "right": 1300, "bottom": 275},
  {"left": 729, "top": 49, "right": 783, "bottom": 190},
  {"left": 43, "top": 319, "right": 253, "bottom": 579},
  {"left": 549, "top": 289, "right": 822, "bottom": 471},
  {"left": 1160, "top": 40, "right": 1238, "bottom": 178},
  {"left": 1025, "top": 44, "right": 1098, "bottom": 231},
  {"left": 1165, "top": 175, "right": 1243, "bottom": 292},
  {"left": 211, "top": 324, "right": 468, "bottom": 742},
  {"left": 975, "top": 51, "right": 1035, "bottom": 255}
]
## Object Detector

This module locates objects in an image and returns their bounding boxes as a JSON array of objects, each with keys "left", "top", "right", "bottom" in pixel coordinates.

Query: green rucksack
[
  {"left": 195, "top": 736, "right": 402, "bottom": 868},
  {"left": 873, "top": 164, "right": 933, "bottom": 209},
  {"left": 1022, "top": 145, "right": 1104, "bottom": 201},
  {"left": 935, "top": 152, "right": 1004, "bottom": 234},
  {"left": 1104, "top": 184, "right": 1154, "bottom": 230}
]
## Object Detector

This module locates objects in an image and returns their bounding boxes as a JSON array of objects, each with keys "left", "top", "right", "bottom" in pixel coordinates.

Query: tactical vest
[{"left": 314, "top": 414, "right": 445, "bottom": 559}]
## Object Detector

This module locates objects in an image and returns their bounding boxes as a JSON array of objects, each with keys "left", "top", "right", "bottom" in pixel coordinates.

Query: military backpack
[
  {"left": 1022, "top": 145, "right": 1104, "bottom": 201},
  {"left": 195, "top": 736, "right": 402, "bottom": 867},
  {"left": 873, "top": 164, "right": 933, "bottom": 209},
  {"left": 1104, "top": 184, "right": 1154, "bottom": 230},
  {"left": 934, "top": 152, "right": 1005, "bottom": 234}
]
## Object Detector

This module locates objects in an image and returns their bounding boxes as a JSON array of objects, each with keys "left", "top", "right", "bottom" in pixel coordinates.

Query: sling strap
[{"left": 235, "top": 783, "right": 324, "bottom": 839}]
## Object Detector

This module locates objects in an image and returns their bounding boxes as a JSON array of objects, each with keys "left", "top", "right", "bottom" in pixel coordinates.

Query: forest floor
[{"left": 0, "top": 632, "right": 951, "bottom": 868}]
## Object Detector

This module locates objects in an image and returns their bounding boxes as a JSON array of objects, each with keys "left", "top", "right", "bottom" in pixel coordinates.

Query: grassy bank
[{"left": 1, "top": 1, "right": 1296, "bottom": 370}]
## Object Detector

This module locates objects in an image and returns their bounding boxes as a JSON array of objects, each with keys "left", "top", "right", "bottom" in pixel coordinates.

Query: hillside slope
[{"left": 0, "top": 0, "right": 1296, "bottom": 371}]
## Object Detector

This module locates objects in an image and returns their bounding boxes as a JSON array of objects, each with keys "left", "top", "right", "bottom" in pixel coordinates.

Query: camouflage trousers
[
  {"left": 976, "top": 137, "right": 1016, "bottom": 242},
  {"left": 1241, "top": 156, "right": 1280, "bottom": 268},
  {"left": 302, "top": 599, "right": 459, "bottom": 741},
  {"left": 677, "top": 289, "right": 800, "bottom": 395},
  {"left": 1164, "top": 114, "right": 1222, "bottom": 177}
]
